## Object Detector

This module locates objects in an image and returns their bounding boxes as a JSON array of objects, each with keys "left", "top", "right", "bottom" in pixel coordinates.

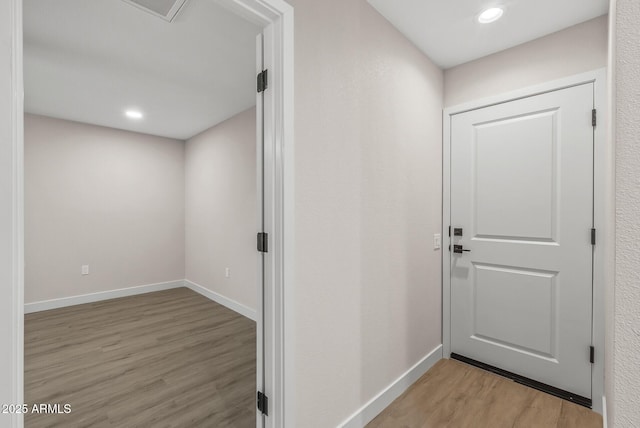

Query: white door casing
[
  {"left": 256, "top": 31, "right": 265, "bottom": 428},
  {"left": 449, "top": 83, "right": 594, "bottom": 399}
]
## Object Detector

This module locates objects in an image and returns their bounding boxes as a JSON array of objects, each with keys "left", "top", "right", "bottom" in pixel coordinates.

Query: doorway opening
[
  {"left": 23, "top": 1, "right": 260, "bottom": 426},
  {"left": 8, "top": 0, "right": 293, "bottom": 427}
]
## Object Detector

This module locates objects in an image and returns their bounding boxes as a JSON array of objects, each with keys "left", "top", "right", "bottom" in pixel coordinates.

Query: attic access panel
[{"left": 121, "top": 0, "right": 189, "bottom": 22}]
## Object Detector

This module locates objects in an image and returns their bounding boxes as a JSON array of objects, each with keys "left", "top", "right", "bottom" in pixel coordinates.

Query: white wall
[
  {"left": 444, "top": 15, "right": 608, "bottom": 107},
  {"left": 184, "top": 107, "right": 257, "bottom": 312},
  {"left": 289, "top": 0, "right": 443, "bottom": 426},
  {"left": 24, "top": 114, "right": 185, "bottom": 303},
  {"left": 610, "top": 0, "right": 640, "bottom": 426}
]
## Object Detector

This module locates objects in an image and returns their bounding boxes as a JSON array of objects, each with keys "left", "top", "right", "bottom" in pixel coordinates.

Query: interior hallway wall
[
  {"left": 444, "top": 15, "right": 608, "bottom": 107},
  {"left": 184, "top": 107, "right": 257, "bottom": 312},
  {"left": 610, "top": 0, "right": 640, "bottom": 425},
  {"left": 288, "top": 0, "right": 443, "bottom": 426},
  {"left": 24, "top": 114, "right": 185, "bottom": 303}
]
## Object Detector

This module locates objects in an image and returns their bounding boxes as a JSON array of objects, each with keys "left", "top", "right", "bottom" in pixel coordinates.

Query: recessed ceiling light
[
  {"left": 125, "top": 110, "right": 143, "bottom": 120},
  {"left": 478, "top": 7, "right": 504, "bottom": 24}
]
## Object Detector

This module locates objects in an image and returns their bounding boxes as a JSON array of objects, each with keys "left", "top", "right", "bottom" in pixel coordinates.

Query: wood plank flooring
[
  {"left": 24, "top": 287, "right": 256, "bottom": 428},
  {"left": 367, "top": 359, "right": 602, "bottom": 428}
]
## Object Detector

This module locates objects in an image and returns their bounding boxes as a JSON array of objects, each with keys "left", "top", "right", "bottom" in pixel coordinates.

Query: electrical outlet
[
  {"left": 81, "top": 265, "right": 89, "bottom": 275},
  {"left": 433, "top": 234, "right": 441, "bottom": 250},
  {"left": 225, "top": 267, "right": 230, "bottom": 278}
]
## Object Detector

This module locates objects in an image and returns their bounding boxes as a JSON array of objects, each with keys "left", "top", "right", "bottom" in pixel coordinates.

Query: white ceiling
[
  {"left": 367, "top": 0, "right": 609, "bottom": 69},
  {"left": 24, "top": 0, "right": 262, "bottom": 140}
]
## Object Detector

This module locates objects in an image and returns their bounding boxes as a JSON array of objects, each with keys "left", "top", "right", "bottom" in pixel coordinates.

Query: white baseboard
[
  {"left": 338, "top": 344, "right": 444, "bottom": 428},
  {"left": 25, "top": 279, "right": 258, "bottom": 322},
  {"left": 184, "top": 279, "right": 257, "bottom": 321},
  {"left": 24, "top": 280, "right": 184, "bottom": 314}
]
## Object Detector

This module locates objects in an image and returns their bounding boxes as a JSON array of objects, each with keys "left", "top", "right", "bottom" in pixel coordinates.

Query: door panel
[
  {"left": 474, "top": 110, "right": 557, "bottom": 240},
  {"left": 473, "top": 263, "right": 556, "bottom": 358},
  {"left": 450, "top": 83, "right": 594, "bottom": 399}
]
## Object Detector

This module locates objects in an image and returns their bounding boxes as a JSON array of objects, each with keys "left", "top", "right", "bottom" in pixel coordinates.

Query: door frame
[
  {"left": 2, "top": 0, "right": 294, "bottom": 427},
  {"left": 442, "top": 68, "right": 609, "bottom": 414}
]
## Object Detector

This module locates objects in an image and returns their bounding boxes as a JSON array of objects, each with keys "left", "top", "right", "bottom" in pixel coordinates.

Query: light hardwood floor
[
  {"left": 25, "top": 287, "right": 256, "bottom": 428},
  {"left": 367, "top": 359, "right": 602, "bottom": 428}
]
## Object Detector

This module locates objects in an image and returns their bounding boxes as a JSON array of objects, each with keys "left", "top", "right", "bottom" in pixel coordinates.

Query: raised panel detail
[
  {"left": 474, "top": 110, "right": 558, "bottom": 241},
  {"left": 473, "top": 263, "right": 557, "bottom": 358}
]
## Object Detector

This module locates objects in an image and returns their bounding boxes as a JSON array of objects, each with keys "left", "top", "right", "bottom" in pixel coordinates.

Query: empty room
[
  {"left": 2, "top": 0, "right": 640, "bottom": 427},
  {"left": 21, "top": 0, "right": 265, "bottom": 426}
]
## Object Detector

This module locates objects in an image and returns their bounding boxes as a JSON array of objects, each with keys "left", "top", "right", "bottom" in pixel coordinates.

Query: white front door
[{"left": 450, "top": 83, "right": 594, "bottom": 401}]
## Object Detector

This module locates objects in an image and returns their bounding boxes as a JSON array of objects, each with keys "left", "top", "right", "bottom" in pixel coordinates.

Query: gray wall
[
  {"left": 185, "top": 107, "right": 257, "bottom": 312},
  {"left": 444, "top": 15, "right": 608, "bottom": 107},
  {"left": 24, "top": 114, "right": 186, "bottom": 303},
  {"left": 610, "top": 0, "right": 640, "bottom": 425},
  {"left": 288, "top": 0, "right": 444, "bottom": 425}
]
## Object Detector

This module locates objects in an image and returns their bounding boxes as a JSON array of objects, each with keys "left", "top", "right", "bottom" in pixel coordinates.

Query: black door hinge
[
  {"left": 257, "top": 69, "right": 268, "bottom": 93},
  {"left": 592, "top": 109, "right": 597, "bottom": 127},
  {"left": 448, "top": 226, "right": 451, "bottom": 237},
  {"left": 590, "top": 346, "right": 595, "bottom": 364},
  {"left": 257, "top": 391, "right": 269, "bottom": 415},
  {"left": 591, "top": 228, "right": 596, "bottom": 246},
  {"left": 257, "top": 232, "right": 268, "bottom": 253}
]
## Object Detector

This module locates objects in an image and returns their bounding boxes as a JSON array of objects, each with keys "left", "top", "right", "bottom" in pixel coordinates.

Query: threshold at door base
[{"left": 450, "top": 353, "right": 592, "bottom": 409}]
